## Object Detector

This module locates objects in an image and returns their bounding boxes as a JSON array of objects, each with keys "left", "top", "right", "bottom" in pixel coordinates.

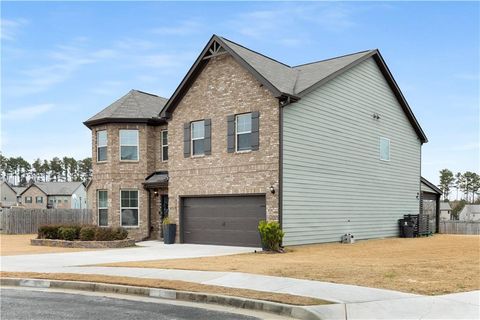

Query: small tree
[{"left": 439, "top": 169, "right": 454, "bottom": 200}]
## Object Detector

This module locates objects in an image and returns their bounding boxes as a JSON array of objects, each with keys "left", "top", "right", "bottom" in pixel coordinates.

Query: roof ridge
[
  {"left": 219, "top": 36, "right": 293, "bottom": 69},
  {"left": 293, "top": 49, "right": 375, "bottom": 68},
  {"left": 133, "top": 89, "right": 165, "bottom": 99}
]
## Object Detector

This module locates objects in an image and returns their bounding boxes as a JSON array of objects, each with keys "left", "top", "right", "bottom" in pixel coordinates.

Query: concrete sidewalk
[
  {"left": 308, "top": 291, "right": 480, "bottom": 319},
  {"left": 2, "top": 241, "right": 478, "bottom": 319}
]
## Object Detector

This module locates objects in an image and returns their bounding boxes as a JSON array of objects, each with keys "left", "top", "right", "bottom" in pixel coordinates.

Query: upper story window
[
  {"left": 380, "top": 137, "right": 390, "bottom": 161},
  {"left": 161, "top": 130, "right": 168, "bottom": 161},
  {"left": 236, "top": 113, "right": 252, "bottom": 152},
  {"left": 191, "top": 120, "right": 205, "bottom": 156},
  {"left": 120, "top": 129, "right": 139, "bottom": 161},
  {"left": 97, "top": 130, "right": 107, "bottom": 162},
  {"left": 25, "top": 196, "right": 32, "bottom": 203},
  {"left": 35, "top": 196, "right": 43, "bottom": 204}
]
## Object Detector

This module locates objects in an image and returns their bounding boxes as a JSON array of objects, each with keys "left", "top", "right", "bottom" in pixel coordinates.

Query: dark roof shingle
[{"left": 84, "top": 90, "right": 168, "bottom": 127}]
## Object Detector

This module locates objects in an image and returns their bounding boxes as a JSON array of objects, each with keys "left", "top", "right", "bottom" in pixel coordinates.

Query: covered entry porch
[{"left": 143, "top": 171, "right": 169, "bottom": 240}]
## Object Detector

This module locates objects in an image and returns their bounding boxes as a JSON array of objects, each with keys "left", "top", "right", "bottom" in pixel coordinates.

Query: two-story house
[
  {"left": 20, "top": 182, "right": 87, "bottom": 209},
  {"left": 85, "top": 35, "right": 427, "bottom": 246}
]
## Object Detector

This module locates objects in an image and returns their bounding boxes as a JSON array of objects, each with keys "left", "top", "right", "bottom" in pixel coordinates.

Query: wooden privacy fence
[
  {"left": 439, "top": 221, "right": 480, "bottom": 235},
  {"left": 0, "top": 208, "right": 93, "bottom": 234}
]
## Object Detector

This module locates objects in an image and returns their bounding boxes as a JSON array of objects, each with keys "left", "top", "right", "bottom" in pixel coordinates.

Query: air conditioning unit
[{"left": 341, "top": 233, "right": 355, "bottom": 244}]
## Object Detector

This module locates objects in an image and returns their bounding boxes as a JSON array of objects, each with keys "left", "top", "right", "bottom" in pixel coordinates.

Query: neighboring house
[
  {"left": 420, "top": 177, "right": 442, "bottom": 232},
  {"left": 458, "top": 205, "right": 480, "bottom": 222},
  {"left": 84, "top": 35, "right": 428, "bottom": 246},
  {"left": 20, "top": 182, "right": 87, "bottom": 209},
  {"left": 440, "top": 202, "right": 452, "bottom": 221},
  {"left": 0, "top": 182, "right": 18, "bottom": 208},
  {"left": 12, "top": 186, "right": 27, "bottom": 204}
]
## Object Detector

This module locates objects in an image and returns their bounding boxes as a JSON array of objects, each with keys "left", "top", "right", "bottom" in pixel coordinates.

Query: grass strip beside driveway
[
  {"left": 99, "top": 235, "right": 480, "bottom": 295},
  {"left": 0, "top": 271, "right": 331, "bottom": 306}
]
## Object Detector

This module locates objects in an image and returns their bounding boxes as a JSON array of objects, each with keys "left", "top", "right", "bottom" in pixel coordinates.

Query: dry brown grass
[
  {"left": 102, "top": 235, "right": 480, "bottom": 295},
  {"left": 0, "top": 234, "right": 97, "bottom": 256},
  {"left": 0, "top": 271, "right": 330, "bottom": 306}
]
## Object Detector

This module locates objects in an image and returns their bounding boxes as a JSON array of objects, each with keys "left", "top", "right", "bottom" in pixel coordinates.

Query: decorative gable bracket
[{"left": 202, "top": 40, "right": 227, "bottom": 60}]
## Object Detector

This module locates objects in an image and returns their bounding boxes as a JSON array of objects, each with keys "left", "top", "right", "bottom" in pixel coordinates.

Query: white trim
[
  {"left": 96, "top": 130, "right": 108, "bottom": 162},
  {"left": 161, "top": 129, "right": 168, "bottom": 162},
  {"left": 119, "top": 129, "right": 140, "bottom": 161},
  {"left": 97, "top": 190, "right": 108, "bottom": 227},
  {"left": 379, "top": 137, "right": 391, "bottom": 161},
  {"left": 235, "top": 113, "right": 252, "bottom": 152},
  {"left": 191, "top": 120, "right": 205, "bottom": 156},
  {"left": 120, "top": 188, "right": 139, "bottom": 228}
]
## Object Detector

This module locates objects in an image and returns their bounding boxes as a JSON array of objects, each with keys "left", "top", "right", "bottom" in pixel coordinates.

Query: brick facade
[
  {"left": 87, "top": 54, "right": 280, "bottom": 242},
  {"left": 88, "top": 123, "right": 168, "bottom": 240},
  {"left": 167, "top": 55, "right": 280, "bottom": 238}
]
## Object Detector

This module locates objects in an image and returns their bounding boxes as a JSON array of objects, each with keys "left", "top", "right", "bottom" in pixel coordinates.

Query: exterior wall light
[{"left": 269, "top": 186, "right": 275, "bottom": 194}]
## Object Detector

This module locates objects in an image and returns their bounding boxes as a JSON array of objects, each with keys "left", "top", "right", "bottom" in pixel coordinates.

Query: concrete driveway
[{"left": 0, "top": 240, "right": 256, "bottom": 271}]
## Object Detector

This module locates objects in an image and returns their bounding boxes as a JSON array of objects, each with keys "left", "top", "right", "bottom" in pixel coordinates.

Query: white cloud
[
  {"left": 0, "top": 18, "right": 28, "bottom": 41},
  {"left": 230, "top": 3, "right": 357, "bottom": 45},
  {"left": 151, "top": 20, "right": 203, "bottom": 36},
  {"left": 2, "top": 104, "right": 54, "bottom": 121},
  {"left": 5, "top": 39, "right": 122, "bottom": 96}
]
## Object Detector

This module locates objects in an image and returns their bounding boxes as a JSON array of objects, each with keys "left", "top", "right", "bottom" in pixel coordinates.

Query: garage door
[{"left": 181, "top": 195, "right": 266, "bottom": 247}]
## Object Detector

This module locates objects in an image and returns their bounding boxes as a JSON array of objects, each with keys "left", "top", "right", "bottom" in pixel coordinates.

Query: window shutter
[
  {"left": 251, "top": 111, "right": 260, "bottom": 151},
  {"left": 183, "top": 122, "right": 191, "bottom": 158},
  {"left": 204, "top": 119, "right": 212, "bottom": 155},
  {"left": 227, "top": 115, "right": 235, "bottom": 153}
]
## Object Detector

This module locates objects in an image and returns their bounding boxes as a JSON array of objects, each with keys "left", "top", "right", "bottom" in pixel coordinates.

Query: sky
[{"left": 1, "top": 1, "right": 479, "bottom": 186}]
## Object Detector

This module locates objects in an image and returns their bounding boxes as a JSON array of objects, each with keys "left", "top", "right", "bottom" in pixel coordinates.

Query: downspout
[
  {"left": 278, "top": 99, "right": 284, "bottom": 231},
  {"left": 147, "top": 189, "right": 151, "bottom": 239}
]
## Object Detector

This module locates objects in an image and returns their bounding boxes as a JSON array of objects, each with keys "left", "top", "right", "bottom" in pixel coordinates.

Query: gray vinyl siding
[
  {"left": 282, "top": 57, "right": 421, "bottom": 245},
  {"left": 421, "top": 183, "right": 437, "bottom": 194}
]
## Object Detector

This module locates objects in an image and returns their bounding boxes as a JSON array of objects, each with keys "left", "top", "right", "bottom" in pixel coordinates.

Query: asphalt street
[{"left": 0, "top": 289, "right": 260, "bottom": 320}]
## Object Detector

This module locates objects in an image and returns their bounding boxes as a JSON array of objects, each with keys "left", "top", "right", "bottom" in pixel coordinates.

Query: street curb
[{"left": 1, "top": 278, "right": 322, "bottom": 320}]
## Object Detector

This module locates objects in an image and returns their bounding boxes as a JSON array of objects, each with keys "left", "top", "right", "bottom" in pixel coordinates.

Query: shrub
[
  {"left": 58, "top": 227, "right": 78, "bottom": 241},
  {"left": 94, "top": 227, "right": 116, "bottom": 241},
  {"left": 258, "top": 220, "right": 284, "bottom": 252},
  {"left": 112, "top": 227, "right": 128, "bottom": 240},
  {"left": 38, "top": 225, "right": 60, "bottom": 239},
  {"left": 79, "top": 226, "right": 96, "bottom": 241}
]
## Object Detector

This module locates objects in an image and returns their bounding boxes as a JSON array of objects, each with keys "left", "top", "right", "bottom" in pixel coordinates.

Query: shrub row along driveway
[{"left": 101, "top": 235, "right": 480, "bottom": 295}]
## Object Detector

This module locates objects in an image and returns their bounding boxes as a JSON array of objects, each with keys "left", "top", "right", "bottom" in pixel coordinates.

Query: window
[
  {"left": 191, "top": 120, "right": 205, "bottom": 156},
  {"left": 25, "top": 196, "right": 32, "bottom": 203},
  {"left": 98, "top": 190, "right": 108, "bottom": 226},
  {"left": 380, "top": 137, "right": 390, "bottom": 161},
  {"left": 35, "top": 196, "right": 43, "bottom": 204},
  {"left": 121, "top": 190, "right": 138, "bottom": 227},
  {"left": 120, "top": 130, "right": 139, "bottom": 161},
  {"left": 236, "top": 113, "right": 252, "bottom": 151},
  {"left": 64, "top": 197, "right": 68, "bottom": 203},
  {"left": 97, "top": 130, "right": 107, "bottom": 162},
  {"left": 161, "top": 130, "right": 168, "bottom": 161}
]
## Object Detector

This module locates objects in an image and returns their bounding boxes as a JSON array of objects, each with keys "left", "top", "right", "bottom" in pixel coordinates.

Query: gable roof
[
  {"left": 161, "top": 35, "right": 427, "bottom": 143},
  {"left": 1, "top": 181, "right": 17, "bottom": 194},
  {"left": 12, "top": 186, "right": 26, "bottom": 195},
  {"left": 421, "top": 177, "right": 442, "bottom": 195},
  {"left": 84, "top": 90, "right": 168, "bottom": 128},
  {"left": 440, "top": 202, "right": 452, "bottom": 211},
  {"left": 20, "top": 182, "right": 84, "bottom": 196}
]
